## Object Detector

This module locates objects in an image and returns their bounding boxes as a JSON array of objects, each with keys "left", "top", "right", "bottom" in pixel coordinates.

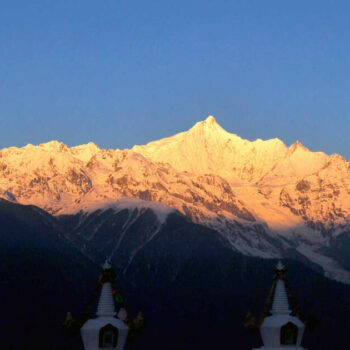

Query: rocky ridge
[{"left": 1, "top": 116, "right": 350, "bottom": 282}]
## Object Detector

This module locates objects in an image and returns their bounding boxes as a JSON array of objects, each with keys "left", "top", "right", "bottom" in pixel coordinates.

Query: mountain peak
[
  {"left": 205, "top": 115, "right": 217, "bottom": 124},
  {"left": 39, "top": 140, "right": 68, "bottom": 152},
  {"left": 70, "top": 142, "right": 100, "bottom": 162},
  {"left": 289, "top": 140, "right": 309, "bottom": 153},
  {"left": 195, "top": 115, "right": 219, "bottom": 128},
  {"left": 190, "top": 115, "right": 227, "bottom": 135}
]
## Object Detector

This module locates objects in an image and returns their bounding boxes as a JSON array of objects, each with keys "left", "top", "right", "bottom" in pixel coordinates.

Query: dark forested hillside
[
  {"left": 0, "top": 199, "right": 98, "bottom": 349},
  {"left": 1, "top": 199, "right": 350, "bottom": 349}
]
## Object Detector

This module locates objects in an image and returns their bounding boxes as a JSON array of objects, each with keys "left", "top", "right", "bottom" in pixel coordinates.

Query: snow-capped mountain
[{"left": 1, "top": 116, "right": 350, "bottom": 282}]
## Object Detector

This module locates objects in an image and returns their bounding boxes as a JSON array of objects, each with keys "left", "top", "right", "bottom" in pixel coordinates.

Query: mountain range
[{"left": 1, "top": 116, "right": 350, "bottom": 283}]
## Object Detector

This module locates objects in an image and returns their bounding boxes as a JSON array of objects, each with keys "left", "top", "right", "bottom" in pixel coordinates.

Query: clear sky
[{"left": 1, "top": 1, "right": 349, "bottom": 158}]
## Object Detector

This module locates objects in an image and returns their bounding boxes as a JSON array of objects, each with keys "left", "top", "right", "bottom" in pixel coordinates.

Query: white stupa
[
  {"left": 81, "top": 260, "right": 129, "bottom": 350},
  {"left": 253, "top": 261, "right": 307, "bottom": 350}
]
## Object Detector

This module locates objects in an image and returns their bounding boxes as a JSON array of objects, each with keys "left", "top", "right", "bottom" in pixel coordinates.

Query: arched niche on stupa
[
  {"left": 99, "top": 323, "right": 119, "bottom": 348},
  {"left": 280, "top": 321, "right": 298, "bottom": 345}
]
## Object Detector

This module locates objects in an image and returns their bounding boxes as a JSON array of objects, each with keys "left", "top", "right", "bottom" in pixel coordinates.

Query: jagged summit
[
  {"left": 197, "top": 115, "right": 217, "bottom": 124},
  {"left": 289, "top": 140, "right": 309, "bottom": 153},
  {"left": 132, "top": 116, "right": 290, "bottom": 181},
  {"left": 192, "top": 115, "right": 220, "bottom": 128},
  {"left": 206, "top": 115, "right": 216, "bottom": 123},
  {"left": 39, "top": 140, "right": 68, "bottom": 151},
  {"left": 70, "top": 142, "right": 100, "bottom": 162},
  {"left": 189, "top": 115, "right": 233, "bottom": 133},
  {"left": 187, "top": 115, "right": 239, "bottom": 141}
]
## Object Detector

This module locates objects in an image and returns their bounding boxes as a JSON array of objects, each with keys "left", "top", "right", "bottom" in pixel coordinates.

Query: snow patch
[
  {"left": 297, "top": 244, "right": 350, "bottom": 284},
  {"left": 80, "top": 197, "right": 175, "bottom": 224}
]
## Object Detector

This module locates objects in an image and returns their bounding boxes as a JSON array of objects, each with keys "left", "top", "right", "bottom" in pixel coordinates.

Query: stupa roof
[
  {"left": 271, "top": 279, "right": 291, "bottom": 315},
  {"left": 96, "top": 282, "right": 116, "bottom": 317}
]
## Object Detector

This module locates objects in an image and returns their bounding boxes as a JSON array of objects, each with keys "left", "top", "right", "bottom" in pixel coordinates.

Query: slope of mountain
[
  {"left": 3, "top": 199, "right": 350, "bottom": 350},
  {"left": 0, "top": 199, "right": 99, "bottom": 349},
  {"left": 1, "top": 116, "right": 350, "bottom": 282}
]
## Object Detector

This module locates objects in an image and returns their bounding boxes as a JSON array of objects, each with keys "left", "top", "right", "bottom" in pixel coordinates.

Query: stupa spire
[
  {"left": 96, "top": 282, "right": 117, "bottom": 317},
  {"left": 96, "top": 260, "right": 116, "bottom": 317},
  {"left": 271, "top": 261, "right": 291, "bottom": 316}
]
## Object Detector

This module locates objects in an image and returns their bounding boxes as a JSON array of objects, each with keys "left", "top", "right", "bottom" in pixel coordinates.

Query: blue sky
[{"left": 0, "top": 1, "right": 349, "bottom": 158}]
